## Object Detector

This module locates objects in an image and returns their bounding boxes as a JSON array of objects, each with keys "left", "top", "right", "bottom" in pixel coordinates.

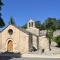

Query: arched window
[
  {"left": 29, "top": 22, "right": 33, "bottom": 27},
  {"left": 31, "top": 22, "right": 33, "bottom": 27},
  {"left": 29, "top": 22, "right": 31, "bottom": 27}
]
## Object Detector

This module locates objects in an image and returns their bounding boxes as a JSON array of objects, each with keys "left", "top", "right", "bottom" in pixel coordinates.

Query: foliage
[
  {"left": 44, "top": 17, "right": 58, "bottom": 30},
  {"left": 0, "top": 0, "right": 4, "bottom": 10},
  {"left": 54, "top": 35, "right": 60, "bottom": 46},
  {"left": 57, "top": 19, "right": 60, "bottom": 29},
  {"left": 41, "top": 23, "right": 45, "bottom": 30},
  {"left": 46, "top": 29, "right": 53, "bottom": 44},
  {"left": 0, "top": 0, "right": 5, "bottom": 28},
  {"left": 0, "top": 16, "right": 5, "bottom": 28},
  {"left": 46, "top": 29, "right": 53, "bottom": 50},
  {"left": 35, "top": 21, "right": 41, "bottom": 30},
  {"left": 9, "top": 17, "right": 16, "bottom": 25},
  {"left": 47, "top": 29, "right": 53, "bottom": 39},
  {"left": 21, "top": 23, "right": 27, "bottom": 29}
]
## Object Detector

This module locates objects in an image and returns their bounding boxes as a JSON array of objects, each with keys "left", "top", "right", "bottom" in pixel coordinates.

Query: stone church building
[{"left": 0, "top": 19, "right": 49, "bottom": 54}]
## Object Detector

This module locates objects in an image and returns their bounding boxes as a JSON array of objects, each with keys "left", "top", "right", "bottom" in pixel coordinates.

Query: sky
[{"left": 1, "top": 0, "right": 60, "bottom": 27}]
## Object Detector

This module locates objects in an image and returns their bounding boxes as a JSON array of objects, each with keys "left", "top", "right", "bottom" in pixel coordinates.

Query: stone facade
[
  {"left": 0, "top": 25, "right": 29, "bottom": 54},
  {"left": 0, "top": 19, "right": 49, "bottom": 54},
  {"left": 26, "top": 19, "right": 49, "bottom": 51},
  {"left": 39, "top": 36, "right": 49, "bottom": 51}
]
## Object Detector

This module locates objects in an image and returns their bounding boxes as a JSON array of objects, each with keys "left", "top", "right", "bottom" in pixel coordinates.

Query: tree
[
  {"left": 44, "top": 17, "right": 58, "bottom": 30},
  {"left": 44, "top": 17, "right": 55, "bottom": 50},
  {"left": 35, "top": 21, "right": 41, "bottom": 30},
  {"left": 0, "top": 0, "right": 5, "bottom": 28},
  {"left": 0, "top": 0, "right": 4, "bottom": 10},
  {"left": 46, "top": 29, "right": 53, "bottom": 50},
  {"left": 21, "top": 23, "right": 27, "bottom": 29},
  {"left": 57, "top": 19, "right": 60, "bottom": 29},
  {"left": 41, "top": 23, "right": 45, "bottom": 30},
  {"left": 9, "top": 17, "right": 16, "bottom": 25},
  {"left": 0, "top": 16, "right": 5, "bottom": 28}
]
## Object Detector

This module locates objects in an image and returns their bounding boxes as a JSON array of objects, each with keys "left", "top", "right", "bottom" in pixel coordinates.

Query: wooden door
[{"left": 7, "top": 40, "right": 13, "bottom": 52}]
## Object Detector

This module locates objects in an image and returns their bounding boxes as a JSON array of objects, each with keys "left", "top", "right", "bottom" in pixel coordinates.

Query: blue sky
[{"left": 1, "top": 0, "right": 60, "bottom": 26}]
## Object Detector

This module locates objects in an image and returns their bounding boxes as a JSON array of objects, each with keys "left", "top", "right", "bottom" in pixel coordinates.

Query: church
[{"left": 0, "top": 19, "right": 49, "bottom": 54}]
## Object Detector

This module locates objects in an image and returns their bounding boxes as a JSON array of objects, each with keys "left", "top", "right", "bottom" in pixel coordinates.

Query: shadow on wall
[
  {"left": 32, "top": 46, "right": 37, "bottom": 51},
  {"left": 0, "top": 51, "right": 21, "bottom": 60}
]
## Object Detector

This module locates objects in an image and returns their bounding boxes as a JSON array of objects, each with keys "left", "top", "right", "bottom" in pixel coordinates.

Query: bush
[{"left": 54, "top": 35, "right": 60, "bottom": 46}]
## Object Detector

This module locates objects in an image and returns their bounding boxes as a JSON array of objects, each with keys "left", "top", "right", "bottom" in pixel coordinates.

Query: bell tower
[
  {"left": 26, "top": 19, "right": 39, "bottom": 36},
  {"left": 27, "top": 19, "right": 35, "bottom": 28}
]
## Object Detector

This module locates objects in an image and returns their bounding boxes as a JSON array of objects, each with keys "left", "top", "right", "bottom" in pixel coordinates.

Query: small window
[
  {"left": 8, "top": 29, "right": 13, "bottom": 35},
  {"left": 31, "top": 22, "right": 33, "bottom": 27},
  {"left": 29, "top": 22, "right": 30, "bottom": 27},
  {"left": 29, "top": 22, "right": 33, "bottom": 27}
]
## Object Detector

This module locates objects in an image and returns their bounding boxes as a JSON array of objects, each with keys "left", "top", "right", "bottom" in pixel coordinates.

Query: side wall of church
[{"left": 19, "top": 31, "right": 29, "bottom": 54}]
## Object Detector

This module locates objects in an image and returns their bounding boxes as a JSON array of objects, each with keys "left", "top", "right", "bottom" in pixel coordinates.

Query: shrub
[{"left": 54, "top": 35, "right": 60, "bottom": 46}]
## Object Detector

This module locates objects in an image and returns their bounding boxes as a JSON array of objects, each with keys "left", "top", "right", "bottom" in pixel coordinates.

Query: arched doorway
[{"left": 7, "top": 40, "right": 13, "bottom": 52}]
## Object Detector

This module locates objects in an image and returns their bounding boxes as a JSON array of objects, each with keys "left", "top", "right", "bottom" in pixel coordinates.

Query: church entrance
[{"left": 7, "top": 40, "right": 13, "bottom": 52}]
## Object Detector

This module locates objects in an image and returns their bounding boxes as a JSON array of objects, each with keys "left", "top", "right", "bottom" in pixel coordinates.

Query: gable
[
  {"left": 1, "top": 24, "right": 16, "bottom": 34},
  {"left": 1, "top": 24, "right": 29, "bottom": 35}
]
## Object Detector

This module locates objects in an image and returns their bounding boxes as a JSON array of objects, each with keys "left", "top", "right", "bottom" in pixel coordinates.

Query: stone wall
[
  {"left": 53, "top": 30, "right": 60, "bottom": 37},
  {"left": 32, "top": 35, "right": 37, "bottom": 50},
  {"left": 19, "top": 30, "right": 29, "bottom": 54},
  {"left": 39, "top": 36, "right": 49, "bottom": 51},
  {"left": 26, "top": 28, "right": 39, "bottom": 36}
]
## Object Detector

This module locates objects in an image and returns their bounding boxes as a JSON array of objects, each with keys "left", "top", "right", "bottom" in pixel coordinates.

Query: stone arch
[
  {"left": 29, "top": 22, "right": 31, "bottom": 27},
  {"left": 5, "top": 38, "right": 14, "bottom": 52}
]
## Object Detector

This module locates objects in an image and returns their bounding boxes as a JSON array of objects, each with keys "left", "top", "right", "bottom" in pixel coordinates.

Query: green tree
[
  {"left": 0, "top": 0, "right": 5, "bottom": 28},
  {"left": 0, "top": 16, "right": 5, "bottom": 28},
  {"left": 21, "top": 23, "right": 27, "bottom": 29},
  {"left": 35, "top": 21, "right": 41, "bottom": 30},
  {"left": 0, "top": 0, "right": 4, "bottom": 10},
  {"left": 57, "top": 19, "right": 60, "bottom": 29},
  {"left": 46, "top": 29, "right": 53, "bottom": 50},
  {"left": 41, "top": 23, "right": 45, "bottom": 30},
  {"left": 9, "top": 17, "right": 16, "bottom": 25},
  {"left": 44, "top": 17, "right": 58, "bottom": 30}
]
